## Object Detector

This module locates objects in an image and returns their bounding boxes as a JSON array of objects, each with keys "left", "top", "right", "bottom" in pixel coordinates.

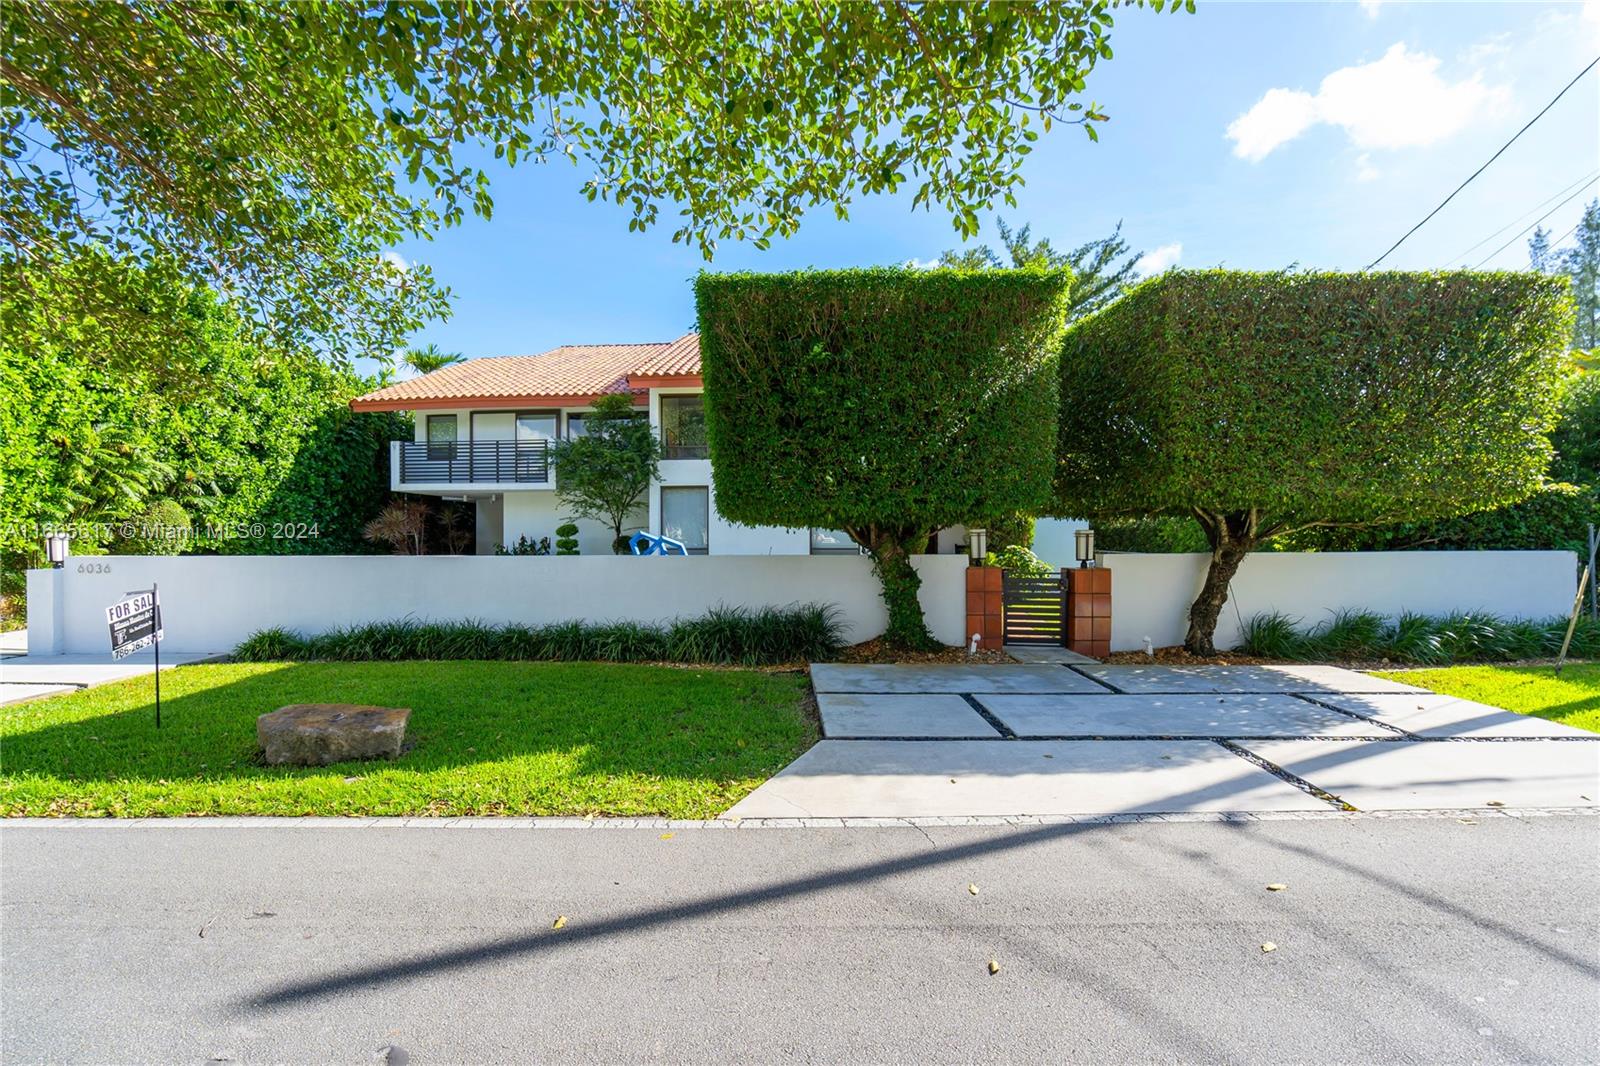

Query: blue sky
[{"left": 387, "top": 0, "right": 1600, "bottom": 362}]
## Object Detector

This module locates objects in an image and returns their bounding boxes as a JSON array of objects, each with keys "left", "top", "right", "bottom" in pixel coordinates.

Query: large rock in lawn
[{"left": 257, "top": 704, "right": 411, "bottom": 766}]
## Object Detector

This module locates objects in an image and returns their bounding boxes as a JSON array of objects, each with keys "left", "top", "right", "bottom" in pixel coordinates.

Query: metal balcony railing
[{"left": 396, "top": 440, "right": 550, "bottom": 485}]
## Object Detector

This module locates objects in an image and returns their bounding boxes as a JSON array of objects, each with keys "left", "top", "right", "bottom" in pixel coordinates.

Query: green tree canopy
[
  {"left": 697, "top": 267, "right": 1072, "bottom": 649},
  {"left": 1055, "top": 270, "right": 1576, "bottom": 654},
  {"left": 0, "top": 253, "right": 402, "bottom": 564},
  {"left": 3, "top": 1, "right": 1183, "bottom": 367},
  {"left": 1528, "top": 198, "right": 1600, "bottom": 349},
  {"left": 548, "top": 393, "right": 660, "bottom": 555},
  {"left": 937, "top": 218, "right": 1143, "bottom": 318},
  {"left": 401, "top": 344, "right": 464, "bottom": 376}
]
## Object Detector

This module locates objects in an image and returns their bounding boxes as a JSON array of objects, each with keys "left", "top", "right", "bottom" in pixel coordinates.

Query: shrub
[
  {"left": 554, "top": 522, "right": 580, "bottom": 556},
  {"left": 985, "top": 544, "right": 1054, "bottom": 575},
  {"left": 1239, "top": 610, "right": 1600, "bottom": 664},
  {"left": 697, "top": 267, "right": 1071, "bottom": 649},
  {"left": 232, "top": 603, "right": 847, "bottom": 666},
  {"left": 1056, "top": 270, "right": 1576, "bottom": 654}
]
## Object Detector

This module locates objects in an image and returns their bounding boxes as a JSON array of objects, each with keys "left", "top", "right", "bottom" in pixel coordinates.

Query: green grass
[
  {"left": 1372, "top": 664, "right": 1600, "bottom": 734},
  {"left": 0, "top": 661, "right": 816, "bottom": 818}
]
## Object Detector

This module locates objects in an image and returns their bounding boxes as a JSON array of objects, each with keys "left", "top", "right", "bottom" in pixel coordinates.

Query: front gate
[{"left": 1001, "top": 570, "right": 1065, "bottom": 646}]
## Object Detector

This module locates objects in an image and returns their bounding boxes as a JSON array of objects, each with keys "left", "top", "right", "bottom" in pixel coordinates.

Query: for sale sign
[{"left": 106, "top": 589, "right": 162, "bottom": 660}]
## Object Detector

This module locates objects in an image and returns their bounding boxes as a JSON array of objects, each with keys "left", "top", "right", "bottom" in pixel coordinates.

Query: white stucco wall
[
  {"left": 26, "top": 554, "right": 968, "bottom": 655},
  {"left": 1104, "top": 550, "right": 1580, "bottom": 652},
  {"left": 500, "top": 491, "right": 640, "bottom": 556}
]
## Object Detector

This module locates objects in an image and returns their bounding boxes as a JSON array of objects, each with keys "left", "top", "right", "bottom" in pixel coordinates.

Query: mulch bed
[{"left": 834, "top": 638, "right": 1015, "bottom": 665}]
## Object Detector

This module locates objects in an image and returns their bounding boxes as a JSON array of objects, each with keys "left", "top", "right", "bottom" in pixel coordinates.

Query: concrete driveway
[{"left": 724, "top": 663, "right": 1600, "bottom": 819}]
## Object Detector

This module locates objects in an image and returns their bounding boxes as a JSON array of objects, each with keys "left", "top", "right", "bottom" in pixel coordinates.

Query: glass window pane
[
  {"left": 810, "top": 528, "right": 856, "bottom": 553},
  {"left": 516, "top": 414, "right": 557, "bottom": 442},
  {"left": 661, "top": 487, "right": 709, "bottom": 553},
  {"left": 426, "top": 415, "right": 457, "bottom": 459},
  {"left": 660, "top": 394, "right": 708, "bottom": 459}
]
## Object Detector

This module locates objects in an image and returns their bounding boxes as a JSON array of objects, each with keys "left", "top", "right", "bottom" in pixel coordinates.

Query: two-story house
[{"left": 351, "top": 333, "right": 1086, "bottom": 560}]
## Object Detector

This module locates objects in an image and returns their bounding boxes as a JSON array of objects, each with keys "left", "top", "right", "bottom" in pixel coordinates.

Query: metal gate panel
[{"left": 1002, "top": 571, "right": 1064, "bottom": 646}]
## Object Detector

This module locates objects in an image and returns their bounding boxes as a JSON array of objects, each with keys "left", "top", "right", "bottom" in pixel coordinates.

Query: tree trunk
[
  {"left": 864, "top": 530, "right": 937, "bottom": 651},
  {"left": 1184, "top": 510, "right": 1257, "bottom": 656}
]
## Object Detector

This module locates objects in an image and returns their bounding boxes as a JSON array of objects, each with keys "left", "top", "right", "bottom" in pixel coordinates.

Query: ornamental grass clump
[
  {"left": 1239, "top": 610, "right": 1599, "bottom": 664},
  {"left": 232, "top": 604, "right": 846, "bottom": 667}
]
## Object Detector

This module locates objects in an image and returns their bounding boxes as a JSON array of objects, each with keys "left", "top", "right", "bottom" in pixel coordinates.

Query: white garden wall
[
  {"left": 1103, "top": 550, "right": 1579, "bottom": 652},
  {"left": 25, "top": 554, "right": 967, "bottom": 656}
]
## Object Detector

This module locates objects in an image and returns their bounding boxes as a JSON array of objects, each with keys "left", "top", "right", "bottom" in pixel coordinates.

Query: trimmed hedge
[
  {"left": 1240, "top": 609, "right": 1600, "bottom": 665},
  {"left": 696, "top": 266, "right": 1071, "bottom": 648},
  {"left": 1056, "top": 270, "right": 1574, "bottom": 525},
  {"left": 232, "top": 603, "right": 846, "bottom": 666},
  {"left": 1055, "top": 269, "right": 1575, "bottom": 653}
]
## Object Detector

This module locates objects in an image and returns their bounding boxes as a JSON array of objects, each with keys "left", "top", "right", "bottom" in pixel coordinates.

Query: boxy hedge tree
[
  {"left": 696, "top": 268, "right": 1073, "bottom": 650},
  {"left": 1055, "top": 270, "right": 1575, "bottom": 656}
]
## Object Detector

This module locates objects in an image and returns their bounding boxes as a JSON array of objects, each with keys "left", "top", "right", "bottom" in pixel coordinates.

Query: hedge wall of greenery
[
  {"left": 697, "top": 267, "right": 1071, "bottom": 531},
  {"left": 695, "top": 267, "right": 1071, "bottom": 648},
  {"left": 1055, "top": 270, "right": 1575, "bottom": 527},
  {"left": 0, "top": 256, "right": 404, "bottom": 563}
]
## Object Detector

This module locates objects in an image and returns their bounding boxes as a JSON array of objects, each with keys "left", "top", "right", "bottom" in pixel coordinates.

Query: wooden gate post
[{"left": 1064, "top": 567, "right": 1112, "bottom": 659}]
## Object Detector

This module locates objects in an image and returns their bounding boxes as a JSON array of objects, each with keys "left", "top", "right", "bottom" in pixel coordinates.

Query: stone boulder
[{"left": 257, "top": 704, "right": 411, "bottom": 766}]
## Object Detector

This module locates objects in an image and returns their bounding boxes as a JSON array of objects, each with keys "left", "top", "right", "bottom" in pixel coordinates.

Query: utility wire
[
  {"left": 1366, "top": 53, "right": 1600, "bottom": 269},
  {"left": 1471, "top": 176, "right": 1597, "bottom": 268},
  {"left": 1448, "top": 168, "right": 1600, "bottom": 264}
]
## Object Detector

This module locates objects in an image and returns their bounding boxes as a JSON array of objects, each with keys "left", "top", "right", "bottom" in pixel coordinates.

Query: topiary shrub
[
  {"left": 697, "top": 266, "right": 1071, "bottom": 649},
  {"left": 1056, "top": 270, "right": 1575, "bottom": 654},
  {"left": 555, "top": 522, "right": 580, "bottom": 556}
]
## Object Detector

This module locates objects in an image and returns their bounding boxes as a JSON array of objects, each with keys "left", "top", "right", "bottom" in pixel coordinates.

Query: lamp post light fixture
[
  {"left": 1075, "top": 527, "right": 1096, "bottom": 569},
  {"left": 967, "top": 527, "right": 989, "bottom": 566},
  {"left": 44, "top": 530, "right": 70, "bottom": 568}
]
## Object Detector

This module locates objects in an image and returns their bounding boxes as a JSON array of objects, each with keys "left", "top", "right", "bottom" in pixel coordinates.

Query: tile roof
[{"left": 350, "top": 334, "right": 701, "bottom": 410}]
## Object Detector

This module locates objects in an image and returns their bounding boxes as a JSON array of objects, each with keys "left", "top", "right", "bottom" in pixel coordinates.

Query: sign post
[{"left": 106, "top": 584, "right": 163, "bottom": 728}]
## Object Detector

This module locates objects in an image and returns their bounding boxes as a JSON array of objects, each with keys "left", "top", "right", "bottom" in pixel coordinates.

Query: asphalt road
[{"left": 3, "top": 815, "right": 1597, "bottom": 1064}]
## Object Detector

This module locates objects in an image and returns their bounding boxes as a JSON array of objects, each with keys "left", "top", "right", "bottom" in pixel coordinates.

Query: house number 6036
[{"left": 75, "top": 562, "right": 111, "bottom": 574}]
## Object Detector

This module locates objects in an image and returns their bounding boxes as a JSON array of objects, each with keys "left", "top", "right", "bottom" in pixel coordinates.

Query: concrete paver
[
  {"left": 974, "top": 693, "right": 1399, "bottom": 739},
  {"left": 1303, "top": 691, "right": 1598, "bottom": 739},
  {"left": 1003, "top": 645, "right": 1100, "bottom": 665},
  {"left": 1079, "top": 664, "right": 1427, "bottom": 694},
  {"left": 1235, "top": 739, "right": 1600, "bottom": 810},
  {"left": 816, "top": 693, "right": 1000, "bottom": 738},
  {"left": 809, "top": 663, "right": 1105, "bottom": 694},
  {"left": 722, "top": 739, "right": 1331, "bottom": 818}
]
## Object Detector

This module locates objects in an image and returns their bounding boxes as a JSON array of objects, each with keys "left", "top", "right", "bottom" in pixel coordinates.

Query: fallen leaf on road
[
  {"left": 552, "top": 915, "right": 567, "bottom": 930},
  {"left": 1261, "top": 942, "right": 1277, "bottom": 953},
  {"left": 1458, "top": 818, "right": 1478, "bottom": 825},
  {"left": 660, "top": 832, "right": 674, "bottom": 840},
  {"left": 968, "top": 884, "right": 980, "bottom": 896},
  {"left": 1485, "top": 800, "right": 1505, "bottom": 807},
  {"left": 988, "top": 960, "right": 1000, "bottom": 975},
  {"left": 1265, "top": 884, "right": 1286, "bottom": 892},
  {"left": 949, "top": 778, "right": 957, "bottom": 784}
]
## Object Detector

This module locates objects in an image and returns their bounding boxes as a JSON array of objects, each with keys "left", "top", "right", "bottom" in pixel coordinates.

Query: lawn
[
  {"left": 1372, "top": 663, "right": 1600, "bottom": 735},
  {"left": 0, "top": 661, "right": 816, "bottom": 818}
]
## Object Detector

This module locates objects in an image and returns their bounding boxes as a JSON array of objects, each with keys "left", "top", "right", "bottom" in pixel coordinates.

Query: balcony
[{"left": 393, "top": 440, "right": 550, "bottom": 489}]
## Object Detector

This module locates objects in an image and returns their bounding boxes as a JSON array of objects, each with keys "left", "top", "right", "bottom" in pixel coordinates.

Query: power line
[
  {"left": 1472, "top": 176, "right": 1597, "bottom": 268},
  {"left": 1366, "top": 53, "right": 1600, "bottom": 270},
  {"left": 1448, "top": 168, "right": 1600, "bottom": 264}
]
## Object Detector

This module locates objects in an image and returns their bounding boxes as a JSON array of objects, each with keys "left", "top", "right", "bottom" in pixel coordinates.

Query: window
[
  {"left": 661, "top": 487, "right": 709, "bottom": 554},
  {"left": 567, "top": 410, "right": 643, "bottom": 439},
  {"left": 515, "top": 413, "right": 558, "bottom": 443},
  {"left": 426, "top": 414, "right": 457, "bottom": 460},
  {"left": 659, "top": 394, "right": 708, "bottom": 459},
  {"left": 810, "top": 528, "right": 859, "bottom": 554}
]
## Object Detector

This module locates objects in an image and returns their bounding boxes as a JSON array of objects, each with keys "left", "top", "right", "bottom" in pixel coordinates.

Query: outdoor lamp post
[
  {"left": 1075, "top": 527, "right": 1096, "bottom": 568},
  {"left": 44, "top": 530, "right": 70, "bottom": 568},
  {"left": 967, "top": 527, "right": 988, "bottom": 565}
]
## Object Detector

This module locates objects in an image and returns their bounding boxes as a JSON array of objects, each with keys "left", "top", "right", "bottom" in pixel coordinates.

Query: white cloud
[
  {"left": 1354, "top": 153, "right": 1380, "bottom": 182},
  {"left": 1359, "top": 0, "right": 1383, "bottom": 18},
  {"left": 1135, "top": 242, "right": 1183, "bottom": 275},
  {"left": 382, "top": 250, "right": 410, "bottom": 273},
  {"left": 903, "top": 257, "right": 941, "bottom": 270},
  {"left": 1226, "top": 43, "right": 1509, "bottom": 162},
  {"left": 1586, "top": 0, "right": 1600, "bottom": 47}
]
